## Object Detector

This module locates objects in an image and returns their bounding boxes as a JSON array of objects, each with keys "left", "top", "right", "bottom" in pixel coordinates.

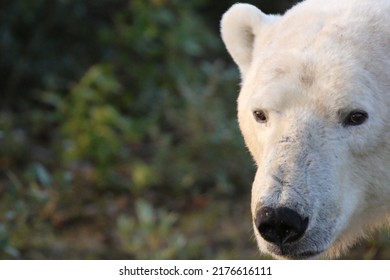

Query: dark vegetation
[{"left": 0, "top": 0, "right": 389, "bottom": 259}]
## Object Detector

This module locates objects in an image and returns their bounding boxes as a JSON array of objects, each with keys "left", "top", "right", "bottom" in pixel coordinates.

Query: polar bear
[{"left": 221, "top": 0, "right": 390, "bottom": 259}]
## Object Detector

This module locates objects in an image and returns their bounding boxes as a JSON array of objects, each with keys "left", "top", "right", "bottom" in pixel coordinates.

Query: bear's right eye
[
  {"left": 253, "top": 110, "right": 267, "bottom": 123},
  {"left": 343, "top": 110, "right": 368, "bottom": 127}
]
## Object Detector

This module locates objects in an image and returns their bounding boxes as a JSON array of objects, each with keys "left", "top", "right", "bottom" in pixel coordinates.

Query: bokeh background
[{"left": 0, "top": 0, "right": 389, "bottom": 259}]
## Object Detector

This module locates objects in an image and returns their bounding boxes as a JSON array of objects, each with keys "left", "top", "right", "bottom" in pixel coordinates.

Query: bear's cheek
[{"left": 237, "top": 110, "right": 265, "bottom": 162}]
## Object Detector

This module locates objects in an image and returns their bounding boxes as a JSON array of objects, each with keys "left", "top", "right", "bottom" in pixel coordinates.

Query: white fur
[{"left": 221, "top": 0, "right": 390, "bottom": 259}]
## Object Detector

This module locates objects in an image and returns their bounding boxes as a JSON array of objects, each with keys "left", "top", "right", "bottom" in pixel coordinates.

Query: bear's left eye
[
  {"left": 253, "top": 110, "right": 267, "bottom": 123},
  {"left": 343, "top": 110, "right": 368, "bottom": 126}
]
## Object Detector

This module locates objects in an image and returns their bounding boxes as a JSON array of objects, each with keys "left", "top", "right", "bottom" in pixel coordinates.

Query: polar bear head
[{"left": 221, "top": 0, "right": 390, "bottom": 259}]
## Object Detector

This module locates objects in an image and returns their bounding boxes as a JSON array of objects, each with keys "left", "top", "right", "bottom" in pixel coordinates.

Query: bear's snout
[{"left": 254, "top": 207, "right": 309, "bottom": 246}]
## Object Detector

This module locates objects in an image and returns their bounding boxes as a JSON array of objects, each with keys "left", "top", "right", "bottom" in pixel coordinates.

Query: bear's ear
[{"left": 221, "top": 4, "right": 276, "bottom": 78}]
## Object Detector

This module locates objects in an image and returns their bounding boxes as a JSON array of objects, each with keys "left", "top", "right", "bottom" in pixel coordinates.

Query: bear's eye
[
  {"left": 343, "top": 110, "right": 368, "bottom": 126},
  {"left": 253, "top": 110, "right": 267, "bottom": 123}
]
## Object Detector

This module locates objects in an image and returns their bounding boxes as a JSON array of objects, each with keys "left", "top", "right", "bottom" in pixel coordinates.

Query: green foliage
[
  {"left": 0, "top": 0, "right": 256, "bottom": 259},
  {"left": 117, "top": 199, "right": 202, "bottom": 259},
  {"left": 61, "top": 65, "right": 128, "bottom": 184},
  {"left": 57, "top": 0, "right": 254, "bottom": 195},
  {"left": 0, "top": 167, "right": 54, "bottom": 259}
]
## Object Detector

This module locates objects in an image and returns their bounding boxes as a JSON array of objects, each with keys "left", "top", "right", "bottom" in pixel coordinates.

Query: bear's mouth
[
  {"left": 267, "top": 244, "right": 325, "bottom": 259},
  {"left": 279, "top": 250, "right": 324, "bottom": 260}
]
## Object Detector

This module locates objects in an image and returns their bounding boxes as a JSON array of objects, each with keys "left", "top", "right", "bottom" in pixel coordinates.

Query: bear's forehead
[
  {"left": 247, "top": 32, "right": 369, "bottom": 109},
  {"left": 249, "top": 50, "right": 353, "bottom": 97},
  {"left": 242, "top": 50, "right": 370, "bottom": 117}
]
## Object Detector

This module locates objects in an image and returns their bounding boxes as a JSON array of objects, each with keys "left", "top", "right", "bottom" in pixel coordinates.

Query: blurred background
[{"left": 0, "top": 0, "right": 389, "bottom": 259}]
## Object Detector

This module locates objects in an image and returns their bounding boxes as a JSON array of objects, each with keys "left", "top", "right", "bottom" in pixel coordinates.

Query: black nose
[{"left": 255, "top": 207, "right": 309, "bottom": 245}]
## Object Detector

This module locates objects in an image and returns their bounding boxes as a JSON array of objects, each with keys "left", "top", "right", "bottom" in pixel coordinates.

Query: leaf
[
  {"left": 34, "top": 163, "right": 52, "bottom": 188},
  {"left": 135, "top": 199, "right": 155, "bottom": 227}
]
